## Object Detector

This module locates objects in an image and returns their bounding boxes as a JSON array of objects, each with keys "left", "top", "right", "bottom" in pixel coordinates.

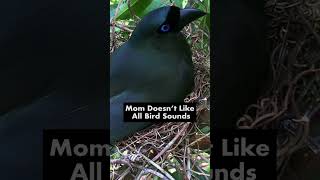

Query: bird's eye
[{"left": 160, "top": 24, "right": 170, "bottom": 32}]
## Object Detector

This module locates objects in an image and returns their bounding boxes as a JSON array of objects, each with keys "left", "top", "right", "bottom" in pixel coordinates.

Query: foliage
[{"left": 110, "top": 0, "right": 210, "bottom": 34}]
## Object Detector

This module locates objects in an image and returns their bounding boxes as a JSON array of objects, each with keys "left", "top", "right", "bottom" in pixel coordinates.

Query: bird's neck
[{"left": 129, "top": 33, "right": 191, "bottom": 56}]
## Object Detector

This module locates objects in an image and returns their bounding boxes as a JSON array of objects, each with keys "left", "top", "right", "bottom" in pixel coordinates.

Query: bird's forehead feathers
[
  {"left": 133, "top": 6, "right": 180, "bottom": 35},
  {"left": 143, "top": 6, "right": 180, "bottom": 24}
]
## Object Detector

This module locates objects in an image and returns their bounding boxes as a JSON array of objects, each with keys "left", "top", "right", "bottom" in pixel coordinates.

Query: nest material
[
  {"left": 236, "top": 0, "right": 320, "bottom": 177},
  {"left": 110, "top": 9, "right": 211, "bottom": 180}
]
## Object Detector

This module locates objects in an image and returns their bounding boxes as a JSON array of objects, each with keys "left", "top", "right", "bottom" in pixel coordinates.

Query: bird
[
  {"left": 0, "top": 1, "right": 106, "bottom": 179},
  {"left": 212, "top": 0, "right": 268, "bottom": 128},
  {"left": 110, "top": 6, "right": 206, "bottom": 144}
]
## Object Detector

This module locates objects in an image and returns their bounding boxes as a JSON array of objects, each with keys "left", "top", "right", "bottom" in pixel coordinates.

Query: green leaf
[
  {"left": 170, "top": 170, "right": 184, "bottom": 180},
  {"left": 153, "top": 176, "right": 160, "bottom": 180},
  {"left": 182, "top": 0, "right": 188, "bottom": 8},
  {"left": 138, "top": 0, "right": 170, "bottom": 17},
  {"left": 203, "top": 163, "right": 211, "bottom": 173},
  {"left": 193, "top": 174, "right": 208, "bottom": 180},
  {"left": 137, "top": 0, "right": 188, "bottom": 18},
  {"left": 109, "top": 27, "right": 123, "bottom": 33},
  {"left": 111, "top": 152, "right": 121, "bottom": 159},
  {"left": 200, "top": 126, "right": 210, "bottom": 134},
  {"left": 110, "top": 4, "right": 118, "bottom": 19},
  {"left": 112, "top": 0, "right": 153, "bottom": 20},
  {"left": 173, "top": 0, "right": 184, "bottom": 8}
]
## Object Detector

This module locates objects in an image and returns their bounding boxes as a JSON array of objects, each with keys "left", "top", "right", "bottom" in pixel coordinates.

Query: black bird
[
  {"left": 212, "top": 0, "right": 268, "bottom": 128},
  {"left": 0, "top": 1, "right": 106, "bottom": 179},
  {"left": 110, "top": 6, "right": 206, "bottom": 143}
]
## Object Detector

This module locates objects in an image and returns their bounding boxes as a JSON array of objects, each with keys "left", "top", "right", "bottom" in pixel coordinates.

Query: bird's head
[{"left": 130, "top": 6, "right": 206, "bottom": 42}]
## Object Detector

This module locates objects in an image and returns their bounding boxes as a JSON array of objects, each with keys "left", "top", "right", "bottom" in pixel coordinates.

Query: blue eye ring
[{"left": 160, "top": 24, "right": 170, "bottom": 32}]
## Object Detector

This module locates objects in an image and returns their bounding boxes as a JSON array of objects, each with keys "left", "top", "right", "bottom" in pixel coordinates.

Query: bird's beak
[{"left": 178, "top": 8, "right": 206, "bottom": 30}]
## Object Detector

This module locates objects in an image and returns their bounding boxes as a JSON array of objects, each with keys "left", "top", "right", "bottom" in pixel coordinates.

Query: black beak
[{"left": 178, "top": 8, "right": 206, "bottom": 30}]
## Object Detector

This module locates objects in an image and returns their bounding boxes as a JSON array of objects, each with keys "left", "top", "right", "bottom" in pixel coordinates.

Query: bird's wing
[
  {"left": 110, "top": 90, "right": 152, "bottom": 144},
  {"left": 110, "top": 43, "right": 174, "bottom": 98},
  {"left": 0, "top": 86, "right": 105, "bottom": 179},
  {"left": 110, "top": 43, "right": 138, "bottom": 97}
]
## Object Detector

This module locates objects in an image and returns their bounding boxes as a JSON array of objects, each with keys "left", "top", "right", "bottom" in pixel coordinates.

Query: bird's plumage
[
  {"left": 110, "top": 6, "right": 205, "bottom": 143},
  {"left": 0, "top": 1, "right": 106, "bottom": 179}
]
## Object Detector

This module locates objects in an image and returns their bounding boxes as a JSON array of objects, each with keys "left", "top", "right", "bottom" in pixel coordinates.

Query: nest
[
  {"left": 110, "top": 8, "right": 211, "bottom": 180},
  {"left": 236, "top": 0, "right": 320, "bottom": 178}
]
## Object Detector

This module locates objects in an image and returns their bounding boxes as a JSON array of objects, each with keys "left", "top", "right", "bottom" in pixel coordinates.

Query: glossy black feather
[
  {"left": 0, "top": 1, "right": 106, "bottom": 179},
  {"left": 110, "top": 6, "right": 205, "bottom": 143}
]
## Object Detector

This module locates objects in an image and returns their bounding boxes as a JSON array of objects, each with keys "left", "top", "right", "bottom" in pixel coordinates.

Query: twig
[
  {"left": 110, "top": 159, "right": 133, "bottom": 170},
  {"left": 111, "top": 23, "right": 133, "bottom": 33},
  {"left": 186, "top": 133, "right": 210, "bottom": 148},
  {"left": 152, "top": 123, "right": 190, "bottom": 161},
  {"left": 139, "top": 153, "right": 175, "bottom": 180},
  {"left": 111, "top": 0, "right": 125, "bottom": 47},
  {"left": 136, "top": 168, "right": 169, "bottom": 180},
  {"left": 117, "top": 167, "right": 131, "bottom": 180},
  {"left": 186, "top": 138, "right": 192, "bottom": 180},
  {"left": 190, "top": 158, "right": 210, "bottom": 180},
  {"left": 297, "top": 8, "right": 320, "bottom": 47}
]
